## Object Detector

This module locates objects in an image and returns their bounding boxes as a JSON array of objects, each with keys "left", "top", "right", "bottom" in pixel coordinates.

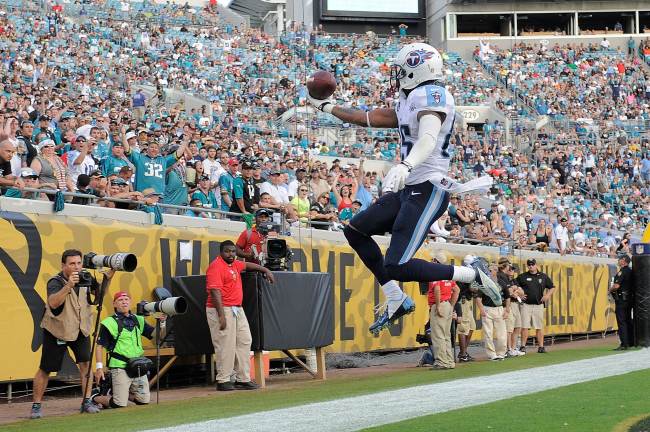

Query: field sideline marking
[{"left": 145, "top": 349, "right": 650, "bottom": 432}]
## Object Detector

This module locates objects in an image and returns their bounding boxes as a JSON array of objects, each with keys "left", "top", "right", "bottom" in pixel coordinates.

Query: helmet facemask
[{"left": 390, "top": 64, "right": 406, "bottom": 92}]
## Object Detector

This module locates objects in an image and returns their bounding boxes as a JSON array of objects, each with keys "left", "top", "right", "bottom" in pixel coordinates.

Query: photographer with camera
[
  {"left": 236, "top": 208, "right": 276, "bottom": 264},
  {"left": 206, "top": 241, "right": 275, "bottom": 391},
  {"left": 30, "top": 249, "right": 115, "bottom": 419},
  {"left": 92, "top": 292, "right": 161, "bottom": 409}
]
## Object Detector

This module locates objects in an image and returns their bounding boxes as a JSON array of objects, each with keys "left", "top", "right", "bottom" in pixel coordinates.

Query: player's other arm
[
  {"left": 308, "top": 92, "right": 398, "bottom": 128},
  {"left": 330, "top": 107, "right": 398, "bottom": 128}
]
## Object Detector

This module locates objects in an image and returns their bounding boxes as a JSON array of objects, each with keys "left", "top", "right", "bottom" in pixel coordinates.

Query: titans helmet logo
[{"left": 405, "top": 49, "right": 434, "bottom": 68}]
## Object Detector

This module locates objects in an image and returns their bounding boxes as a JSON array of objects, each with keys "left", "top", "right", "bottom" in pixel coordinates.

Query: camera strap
[{"left": 107, "top": 315, "right": 142, "bottom": 365}]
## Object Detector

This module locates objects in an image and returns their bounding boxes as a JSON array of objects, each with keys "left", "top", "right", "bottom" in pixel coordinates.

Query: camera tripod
[{"left": 82, "top": 277, "right": 107, "bottom": 408}]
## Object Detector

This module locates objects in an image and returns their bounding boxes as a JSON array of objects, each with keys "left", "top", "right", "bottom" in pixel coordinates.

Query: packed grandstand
[{"left": 0, "top": 0, "right": 647, "bottom": 259}]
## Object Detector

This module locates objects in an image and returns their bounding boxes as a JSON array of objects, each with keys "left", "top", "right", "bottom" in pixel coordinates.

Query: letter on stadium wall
[{"left": 0, "top": 212, "right": 615, "bottom": 381}]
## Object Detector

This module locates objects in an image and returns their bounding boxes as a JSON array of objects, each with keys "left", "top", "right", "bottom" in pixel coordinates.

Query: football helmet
[{"left": 390, "top": 43, "right": 444, "bottom": 92}]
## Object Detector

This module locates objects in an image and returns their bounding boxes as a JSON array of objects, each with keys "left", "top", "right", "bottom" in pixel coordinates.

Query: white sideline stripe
[{"left": 146, "top": 349, "right": 650, "bottom": 432}]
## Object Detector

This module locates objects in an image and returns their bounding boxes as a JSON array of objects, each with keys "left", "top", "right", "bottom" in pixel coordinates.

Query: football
[{"left": 307, "top": 70, "right": 336, "bottom": 99}]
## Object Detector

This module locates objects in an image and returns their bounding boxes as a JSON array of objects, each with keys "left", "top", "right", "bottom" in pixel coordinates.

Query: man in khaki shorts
[
  {"left": 496, "top": 258, "right": 526, "bottom": 357},
  {"left": 516, "top": 258, "right": 555, "bottom": 354}
]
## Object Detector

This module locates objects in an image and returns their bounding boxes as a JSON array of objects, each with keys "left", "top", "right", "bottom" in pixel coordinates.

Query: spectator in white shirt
[
  {"left": 552, "top": 217, "right": 570, "bottom": 255},
  {"left": 67, "top": 136, "right": 98, "bottom": 185},
  {"left": 259, "top": 170, "right": 298, "bottom": 221}
]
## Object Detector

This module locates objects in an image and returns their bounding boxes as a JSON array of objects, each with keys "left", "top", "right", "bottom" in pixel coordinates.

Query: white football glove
[
  {"left": 382, "top": 162, "right": 412, "bottom": 193},
  {"left": 307, "top": 94, "right": 335, "bottom": 114}
]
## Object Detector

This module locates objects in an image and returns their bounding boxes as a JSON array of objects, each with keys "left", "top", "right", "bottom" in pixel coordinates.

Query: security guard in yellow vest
[
  {"left": 93, "top": 291, "right": 162, "bottom": 408},
  {"left": 31, "top": 249, "right": 114, "bottom": 419}
]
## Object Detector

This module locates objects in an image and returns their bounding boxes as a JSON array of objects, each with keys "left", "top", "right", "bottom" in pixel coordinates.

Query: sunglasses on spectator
[{"left": 299, "top": 188, "right": 308, "bottom": 192}]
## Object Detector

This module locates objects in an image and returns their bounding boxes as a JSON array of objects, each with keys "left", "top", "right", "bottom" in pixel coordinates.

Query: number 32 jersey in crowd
[{"left": 395, "top": 83, "right": 455, "bottom": 186}]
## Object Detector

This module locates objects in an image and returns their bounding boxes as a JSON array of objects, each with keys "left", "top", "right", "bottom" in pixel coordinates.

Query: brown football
[{"left": 307, "top": 70, "right": 336, "bottom": 99}]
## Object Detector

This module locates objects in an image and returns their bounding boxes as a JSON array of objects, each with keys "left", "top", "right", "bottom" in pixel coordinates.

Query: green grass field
[
  {"left": 364, "top": 368, "right": 650, "bottom": 432},
  {"left": 1, "top": 345, "right": 623, "bottom": 432}
]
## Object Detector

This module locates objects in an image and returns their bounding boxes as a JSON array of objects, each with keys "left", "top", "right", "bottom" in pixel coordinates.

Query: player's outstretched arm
[
  {"left": 331, "top": 106, "right": 398, "bottom": 128},
  {"left": 308, "top": 94, "right": 397, "bottom": 128}
]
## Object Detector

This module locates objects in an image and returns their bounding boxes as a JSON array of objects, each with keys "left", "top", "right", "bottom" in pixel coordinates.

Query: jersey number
[
  {"left": 144, "top": 162, "right": 163, "bottom": 178},
  {"left": 399, "top": 125, "right": 413, "bottom": 161},
  {"left": 441, "top": 116, "right": 455, "bottom": 159}
]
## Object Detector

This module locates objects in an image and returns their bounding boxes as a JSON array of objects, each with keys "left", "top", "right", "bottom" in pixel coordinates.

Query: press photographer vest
[
  {"left": 102, "top": 314, "right": 145, "bottom": 369},
  {"left": 40, "top": 276, "right": 93, "bottom": 342}
]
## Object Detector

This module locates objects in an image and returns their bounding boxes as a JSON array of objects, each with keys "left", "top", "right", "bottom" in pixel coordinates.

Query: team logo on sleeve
[
  {"left": 427, "top": 87, "right": 445, "bottom": 106},
  {"left": 405, "top": 49, "right": 434, "bottom": 68}
]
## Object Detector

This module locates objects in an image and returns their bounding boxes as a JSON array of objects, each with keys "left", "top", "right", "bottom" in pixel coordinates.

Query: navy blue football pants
[{"left": 344, "top": 181, "right": 454, "bottom": 285}]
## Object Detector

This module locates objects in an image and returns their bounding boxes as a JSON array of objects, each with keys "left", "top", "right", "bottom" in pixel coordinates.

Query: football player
[{"left": 309, "top": 43, "right": 499, "bottom": 335}]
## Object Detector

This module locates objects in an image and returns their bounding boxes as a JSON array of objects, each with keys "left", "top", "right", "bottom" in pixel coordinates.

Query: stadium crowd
[{"left": 0, "top": 0, "right": 644, "bottom": 257}]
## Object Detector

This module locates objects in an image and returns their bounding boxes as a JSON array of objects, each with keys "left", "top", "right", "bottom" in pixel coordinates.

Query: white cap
[
  {"left": 125, "top": 131, "right": 137, "bottom": 140},
  {"left": 38, "top": 139, "right": 55, "bottom": 151},
  {"left": 463, "top": 255, "right": 476, "bottom": 266},
  {"left": 432, "top": 252, "right": 448, "bottom": 264},
  {"left": 20, "top": 167, "right": 38, "bottom": 178}
]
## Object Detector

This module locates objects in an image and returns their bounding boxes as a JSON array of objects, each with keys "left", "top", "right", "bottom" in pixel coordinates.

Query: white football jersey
[{"left": 395, "top": 84, "right": 455, "bottom": 185}]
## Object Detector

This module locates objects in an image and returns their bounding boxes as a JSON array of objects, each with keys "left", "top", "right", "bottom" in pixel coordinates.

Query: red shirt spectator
[
  {"left": 205, "top": 256, "right": 246, "bottom": 307},
  {"left": 428, "top": 280, "right": 457, "bottom": 306}
]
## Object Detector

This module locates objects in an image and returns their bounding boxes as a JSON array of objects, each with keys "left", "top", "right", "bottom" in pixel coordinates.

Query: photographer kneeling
[
  {"left": 31, "top": 250, "right": 115, "bottom": 419},
  {"left": 92, "top": 291, "right": 161, "bottom": 409}
]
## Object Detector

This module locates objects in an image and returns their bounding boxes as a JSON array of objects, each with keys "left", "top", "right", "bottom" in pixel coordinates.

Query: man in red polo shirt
[
  {"left": 235, "top": 208, "right": 274, "bottom": 264},
  {"left": 206, "top": 240, "right": 274, "bottom": 391},
  {"left": 428, "top": 253, "right": 459, "bottom": 370}
]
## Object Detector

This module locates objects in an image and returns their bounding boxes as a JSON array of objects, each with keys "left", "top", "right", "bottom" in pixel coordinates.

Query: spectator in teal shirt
[
  {"left": 219, "top": 159, "right": 239, "bottom": 212},
  {"left": 163, "top": 160, "right": 189, "bottom": 213},
  {"left": 124, "top": 138, "right": 188, "bottom": 194},
  {"left": 340, "top": 200, "right": 362, "bottom": 225},
  {"left": 101, "top": 142, "right": 130, "bottom": 177},
  {"left": 192, "top": 174, "right": 219, "bottom": 216}
]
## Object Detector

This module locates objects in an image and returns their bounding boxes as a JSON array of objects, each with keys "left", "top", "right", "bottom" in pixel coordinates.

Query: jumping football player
[{"left": 308, "top": 43, "right": 500, "bottom": 334}]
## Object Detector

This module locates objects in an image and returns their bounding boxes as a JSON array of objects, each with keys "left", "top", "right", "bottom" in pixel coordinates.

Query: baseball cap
[
  {"left": 497, "top": 257, "right": 511, "bottom": 266},
  {"left": 20, "top": 168, "right": 38, "bottom": 178},
  {"left": 560, "top": 217, "right": 568, "bottom": 222},
  {"left": 241, "top": 161, "right": 254, "bottom": 169},
  {"left": 113, "top": 291, "right": 130, "bottom": 302},
  {"left": 125, "top": 131, "right": 137, "bottom": 140},
  {"left": 89, "top": 170, "right": 104, "bottom": 178},
  {"left": 39, "top": 115, "right": 51, "bottom": 122},
  {"left": 270, "top": 169, "right": 281, "bottom": 175},
  {"left": 142, "top": 188, "right": 163, "bottom": 197},
  {"left": 228, "top": 158, "right": 239, "bottom": 166},
  {"left": 199, "top": 174, "right": 210, "bottom": 181},
  {"left": 526, "top": 258, "right": 537, "bottom": 266},
  {"left": 111, "top": 178, "right": 128, "bottom": 186},
  {"left": 256, "top": 208, "right": 273, "bottom": 217}
]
